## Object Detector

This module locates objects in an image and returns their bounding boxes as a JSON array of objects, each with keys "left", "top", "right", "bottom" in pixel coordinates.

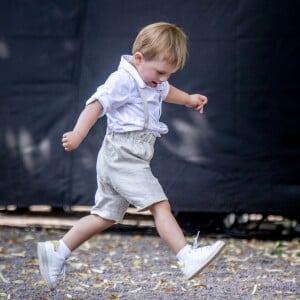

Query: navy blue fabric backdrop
[{"left": 0, "top": 0, "right": 299, "bottom": 215}]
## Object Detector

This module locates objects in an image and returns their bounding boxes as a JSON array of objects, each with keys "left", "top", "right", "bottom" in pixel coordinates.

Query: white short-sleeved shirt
[{"left": 86, "top": 55, "right": 169, "bottom": 136}]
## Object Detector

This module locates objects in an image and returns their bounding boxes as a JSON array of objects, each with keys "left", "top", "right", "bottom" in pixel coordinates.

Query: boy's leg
[
  {"left": 149, "top": 200, "right": 225, "bottom": 280},
  {"left": 149, "top": 200, "right": 187, "bottom": 254},
  {"left": 62, "top": 214, "right": 115, "bottom": 251},
  {"left": 38, "top": 214, "right": 114, "bottom": 289}
]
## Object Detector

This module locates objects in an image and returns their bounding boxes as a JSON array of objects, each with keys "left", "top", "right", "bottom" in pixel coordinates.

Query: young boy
[{"left": 37, "top": 22, "right": 225, "bottom": 290}]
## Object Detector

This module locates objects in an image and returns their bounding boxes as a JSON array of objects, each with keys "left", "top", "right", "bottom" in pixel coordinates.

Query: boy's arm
[
  {"left": 165, "top": 85, "right": 208, "bottom": 113},
  {"left": 62, "top": 101, "right": 103, "bottom": 151}
]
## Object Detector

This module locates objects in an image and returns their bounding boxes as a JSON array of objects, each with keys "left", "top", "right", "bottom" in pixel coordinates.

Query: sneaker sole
[
  {"left": 186, "top": 241, "right": 226, "bottom": 280},
  {"left": 37, "top": 242, "right": 55, "bottom": 290}
]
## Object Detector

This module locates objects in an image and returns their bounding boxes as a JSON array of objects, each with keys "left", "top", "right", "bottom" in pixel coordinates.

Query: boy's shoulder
[{"left": 106, "top": 68, "right": 136, "bottom": 89}]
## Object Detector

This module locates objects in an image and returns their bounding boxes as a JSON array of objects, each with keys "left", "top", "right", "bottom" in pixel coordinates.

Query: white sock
[
  {"left": 176, "top": 244, "right": 191, "bottom": 263},
  {"left": 57, "top": 239, "right": 71, "bottom": 259}
]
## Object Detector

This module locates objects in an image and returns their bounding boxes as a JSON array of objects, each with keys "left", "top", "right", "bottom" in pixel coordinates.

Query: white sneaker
[
  {"left": 37, "top": 240, "right": 66, "bottom": 290},
  {"left": 182, "top": 240, "right": 225, "bottom": 280}
]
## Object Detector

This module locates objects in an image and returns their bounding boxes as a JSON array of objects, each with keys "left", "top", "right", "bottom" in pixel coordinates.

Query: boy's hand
[
  {"left": 62, "top": 131, "right": 83, "bottom": 151},
  {"left": 186, "top": 94, "right": 208, "bottom": 113}
]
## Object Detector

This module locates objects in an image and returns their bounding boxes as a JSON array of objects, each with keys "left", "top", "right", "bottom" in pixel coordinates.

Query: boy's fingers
[{"left": 201, "top": 96, "right": 208, "bottom": 105}]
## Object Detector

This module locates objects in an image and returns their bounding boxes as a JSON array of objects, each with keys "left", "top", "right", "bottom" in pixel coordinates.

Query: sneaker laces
[{"left": 192, "top": 231, "right": 201, "bottom": 249}]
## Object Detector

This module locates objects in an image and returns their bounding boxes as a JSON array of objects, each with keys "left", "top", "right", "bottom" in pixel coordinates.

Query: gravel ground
[{"left": 0, "top": 227, "right": 299, "bottom": 300}]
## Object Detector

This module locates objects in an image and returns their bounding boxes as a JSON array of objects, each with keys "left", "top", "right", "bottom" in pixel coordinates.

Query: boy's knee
[
  {"left": 149, "top": 200, "right": 171, "bottom": 216},
  {"left": 90, "top": 214, "right": 115, "bottom": 227}
]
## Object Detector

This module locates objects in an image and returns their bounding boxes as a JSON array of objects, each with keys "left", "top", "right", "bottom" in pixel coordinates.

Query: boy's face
[{"left": 133, "top": 52, "right": 177, "bottom": 88}]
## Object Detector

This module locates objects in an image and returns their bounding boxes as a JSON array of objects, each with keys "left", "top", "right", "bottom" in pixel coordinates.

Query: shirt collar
[{"left": 119, "top": 55, "right": 146, "bottom": 89}]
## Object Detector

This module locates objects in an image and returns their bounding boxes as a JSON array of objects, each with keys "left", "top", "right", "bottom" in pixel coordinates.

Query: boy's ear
[{"left": 133, "top": 52, "right": 143, "bottom": 65}]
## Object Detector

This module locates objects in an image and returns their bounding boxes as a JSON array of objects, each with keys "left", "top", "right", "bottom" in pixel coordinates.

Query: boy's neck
[{"left": 129, "top": 59, "right": 137, "bottom": 69}]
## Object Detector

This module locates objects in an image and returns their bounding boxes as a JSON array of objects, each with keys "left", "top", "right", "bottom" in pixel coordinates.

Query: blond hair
[{"left": 132, "top": 22, "right": 188, "bottom": 69}]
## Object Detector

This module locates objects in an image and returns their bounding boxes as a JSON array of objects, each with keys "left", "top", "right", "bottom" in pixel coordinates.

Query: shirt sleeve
[{"left": 85, "top": 70, "right": 132, "bottom": 117}]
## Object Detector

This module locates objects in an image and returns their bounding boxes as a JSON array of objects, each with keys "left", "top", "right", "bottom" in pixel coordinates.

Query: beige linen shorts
[{"left": 91, "top": 130, "right": 167, "bottom": 223}]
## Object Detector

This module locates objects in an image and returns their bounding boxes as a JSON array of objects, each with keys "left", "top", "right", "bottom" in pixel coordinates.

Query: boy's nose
[{"left": 159, "top": 75, "right": 168, "bottom": 82}]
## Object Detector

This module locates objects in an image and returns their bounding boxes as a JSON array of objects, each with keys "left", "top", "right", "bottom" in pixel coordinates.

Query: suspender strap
[
  {"left": 123, "top": 67, "right": 149, "bottom": 131},
  {"left": 137, "top": 87, "right": 149, "bottom": 131}
]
